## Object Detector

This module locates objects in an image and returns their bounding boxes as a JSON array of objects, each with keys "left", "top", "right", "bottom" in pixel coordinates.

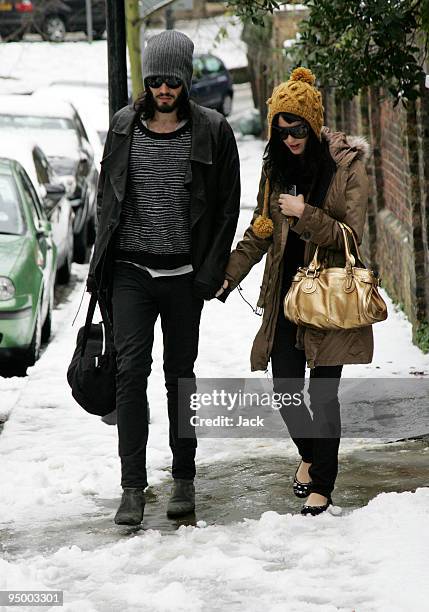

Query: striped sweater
[{"left": 115, "top": 117, "right": 192, "bottom": 269}]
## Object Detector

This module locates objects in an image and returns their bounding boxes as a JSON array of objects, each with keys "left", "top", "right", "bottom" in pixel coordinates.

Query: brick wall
[{"left": 326, "top": 87, "right": 429, "bottom": 335}]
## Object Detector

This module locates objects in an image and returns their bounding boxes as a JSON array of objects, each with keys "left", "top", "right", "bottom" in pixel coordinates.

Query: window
[
  {"left": 203, "top": 56, "right": 223, "bottom": 75},
  {"left": 0, "top": 174, "right": 25, "bottom": 236},
  {"left": 193, "top": 57, "right": 204, "bottom": 79},
  {"left": 0, "top": 114, "right": 74, "bottom": 130},
  {"left": 74, "top": 113, "right": 89, "bottom": 142},
  {"left": 17, "top": 167, "right": 45, "bottom": 227},
  {"left": 33, "top": 149, "right": 50, "bottom": 185}
]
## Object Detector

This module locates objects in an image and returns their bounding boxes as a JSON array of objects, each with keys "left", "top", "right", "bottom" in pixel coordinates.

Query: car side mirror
[
  {"left": 78, "top": 156, "right": 89, "bottom": 172},
  {"left": 44, "top": 183, "right": 65, "bottom": 211},
  {"left": 36, "top": 219, "right": 52, "bottom": 238}
]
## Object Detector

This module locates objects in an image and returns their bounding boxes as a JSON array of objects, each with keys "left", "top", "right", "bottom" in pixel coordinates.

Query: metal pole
[
  {"left": 105, "top": 0, "right": 128, "bottom": 119},
  {"left": 86, "top": 0, "right": 93, "bottom": 42},
  {"left": 165, "top": 5, "right": 175, "bottom": 30}
]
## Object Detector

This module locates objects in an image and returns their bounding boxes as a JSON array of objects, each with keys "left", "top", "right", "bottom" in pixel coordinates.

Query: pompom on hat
[
  {"left": 266, "top": 67, "right": 324, "bottom": 140},
  {"left": 252, "top": 67, "right": 324, "bottom": 239}
]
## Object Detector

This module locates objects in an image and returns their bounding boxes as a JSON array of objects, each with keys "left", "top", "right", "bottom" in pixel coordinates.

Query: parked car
[
  {"left": 0, "top": 95, "right": 98, "bottom": 263},
  {"left": 0, "top": 0, "right": 106, "bottom": 42},
  {"left": 126, "top": 53, "right": 234, "bottom": 116},
  {"left": 0, "top": 157, "right": 57, "bottom": 367},
  {"left": 33, "top": 81, "right": 109, "bottom": 167},
  {"left": 190, "top": 54, "right": 234, "bottom": 116},
  {"left": 31, "top": 0, "right": 106, "bottom": 42},
  {"left": 0, "top": 135, "right": 74, "bottom": 284},
  {"left": 0, "top": 0, "right": 33, "bottom": 42}
]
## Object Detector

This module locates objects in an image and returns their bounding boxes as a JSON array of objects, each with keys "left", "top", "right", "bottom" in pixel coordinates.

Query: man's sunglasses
[
  {"left": 273, "top": 123, "right": 309, "bottom": 139},
  {"left": 145, "top": 75, "right": 183, "bottom": 89}
]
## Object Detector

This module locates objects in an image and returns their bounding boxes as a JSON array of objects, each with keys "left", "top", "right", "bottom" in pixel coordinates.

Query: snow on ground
[
  {"left": 1, "top": 26, "right": 428, "bottom": 611},
  {"left": 0, "top": 135, "right": 428, "bottom": 611},
  {"left": 0, "top": 16, "right": 246, "bottom": 96},
  {"left": 1, "top": 488, "right": 428, "bottom": 612}
]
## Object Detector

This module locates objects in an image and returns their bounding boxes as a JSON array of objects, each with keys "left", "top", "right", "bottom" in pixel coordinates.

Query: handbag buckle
[{"left": 305, "top": 268, "right": 317, "bottom": 278}]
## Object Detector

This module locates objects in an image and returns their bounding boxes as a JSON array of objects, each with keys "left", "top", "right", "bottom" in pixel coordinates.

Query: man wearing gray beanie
[{"left": 88, "top": 30, "right": 241, "bottom": 526}]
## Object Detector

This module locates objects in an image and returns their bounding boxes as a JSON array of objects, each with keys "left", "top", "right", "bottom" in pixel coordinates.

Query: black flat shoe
[
  {"left": 301, "top": 496, "right": 332, "bottom": 516},
  {"left": 293, "top": 462, "right": 312, "bottom": 499}
]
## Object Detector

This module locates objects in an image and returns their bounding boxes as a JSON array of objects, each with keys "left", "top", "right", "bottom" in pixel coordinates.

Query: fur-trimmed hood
[{"left": 322, "top": 127, "right": 370, "bottom": 167}]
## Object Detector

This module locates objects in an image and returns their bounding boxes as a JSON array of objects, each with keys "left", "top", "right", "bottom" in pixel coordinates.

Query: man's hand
[
  {"left": 278, "top": 193, "right": 305, "bottom": 218},
  {"left": 215, "top": 279, "right": 229, "bottom": 298}
]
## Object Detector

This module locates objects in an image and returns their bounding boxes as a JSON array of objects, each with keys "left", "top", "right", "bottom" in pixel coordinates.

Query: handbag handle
[
  {"left": 341, "top": 222, "right": 365, "bottom": 264},
  {"left": 307, "top": 222, "right": 359, "bottom": 274}
]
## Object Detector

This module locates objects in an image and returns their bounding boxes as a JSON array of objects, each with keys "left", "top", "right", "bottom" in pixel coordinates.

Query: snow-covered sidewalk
[
  {"left": 1, "top": 488, "right": 428, "bottom": 612},
  {"left": 1, "top": 136, "right": 428, "bottom": 611}
]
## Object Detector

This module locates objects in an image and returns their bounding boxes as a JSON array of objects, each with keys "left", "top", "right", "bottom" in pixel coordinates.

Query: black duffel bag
[{"left": 67, "top": 293, "right": 116, "bottom": 416}]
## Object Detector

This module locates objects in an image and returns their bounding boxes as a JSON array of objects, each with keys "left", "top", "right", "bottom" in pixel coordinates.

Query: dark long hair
[
  {"left": 133, "top": 88, "right": 191, "bottom": 121},
  {"left": 264, "top": 112, "right": 329, "bottom": 192}
]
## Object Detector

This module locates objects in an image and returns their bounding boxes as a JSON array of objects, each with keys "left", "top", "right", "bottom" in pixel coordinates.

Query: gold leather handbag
[{"left": 283, "top": 223, "right": 388, "bottom": 330}]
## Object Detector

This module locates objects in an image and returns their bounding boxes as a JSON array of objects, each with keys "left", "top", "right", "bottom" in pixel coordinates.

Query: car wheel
[
  {"left": 43, "top": 15, "right": 66, "bottom": 42},
  {"left": 57, "top": 222, "right": 74, "bottom": 284},
  {"left": 25, "top": 307, "right": 42, "bottom": 367},
  {"left": 73, "top": 221, "right": 88, "bottom": 264},
  {"left": 220, "top": 94, "right": 233, "bottom": 117},
  {"left": 41, "top": 286, "right": 54, "bottom": 343}
]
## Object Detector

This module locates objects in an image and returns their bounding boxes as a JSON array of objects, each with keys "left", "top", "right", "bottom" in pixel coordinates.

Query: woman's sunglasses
[
  {"left": 145, "top": 75, "right": 183, "bottom": 89},
  {"left": 273, "top": 124, "right": 309, "bottom": 140}
]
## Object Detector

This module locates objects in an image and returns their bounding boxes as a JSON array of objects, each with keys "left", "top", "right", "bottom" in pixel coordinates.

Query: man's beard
[{"left": 154, "top": 95, "right": 180, "bottom": 113}]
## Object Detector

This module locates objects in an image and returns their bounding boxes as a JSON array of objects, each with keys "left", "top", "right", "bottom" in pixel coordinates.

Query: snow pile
[{"left": 0, "top": 489, "right": 428, "bottom": 611}]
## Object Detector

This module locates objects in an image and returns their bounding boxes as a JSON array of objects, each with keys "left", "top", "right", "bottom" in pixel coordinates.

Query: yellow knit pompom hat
[
  {"left": 267, "top": 67, "right": 324, "bottom": 140},
  {"left": 252, "top": 67, "right": 324, "bottom": 239}
]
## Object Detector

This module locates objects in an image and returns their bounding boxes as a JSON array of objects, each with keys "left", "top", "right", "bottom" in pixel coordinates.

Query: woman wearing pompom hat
[{"left": 218, "top": 67, "right": 373, "bottom": 515}]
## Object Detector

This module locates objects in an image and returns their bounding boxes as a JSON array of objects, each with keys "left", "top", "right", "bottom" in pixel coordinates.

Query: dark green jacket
[{"left": 88, "top": 101, "right": 240, "bottom": 301}]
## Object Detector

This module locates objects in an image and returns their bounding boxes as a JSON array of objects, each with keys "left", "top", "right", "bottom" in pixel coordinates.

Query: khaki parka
[{"left": 225, "top": 127, "right": 374, "bottom": 371}]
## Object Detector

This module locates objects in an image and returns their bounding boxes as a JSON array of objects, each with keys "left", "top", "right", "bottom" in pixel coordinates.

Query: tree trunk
[{"left": 125, "top": 0, "right": 143, "bottom": 101}]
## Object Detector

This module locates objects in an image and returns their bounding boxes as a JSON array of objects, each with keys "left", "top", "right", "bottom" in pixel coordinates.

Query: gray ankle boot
[
  {"left": 167, "top": 479, "right": 195, "bottom": 517},
  {"left": 114, "top": 488, "right": 146, "bottom": 525}
]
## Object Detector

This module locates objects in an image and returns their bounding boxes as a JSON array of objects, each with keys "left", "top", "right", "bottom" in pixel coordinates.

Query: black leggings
[{"left": 270, "top": 311, "right": 342, "bottom": 497}]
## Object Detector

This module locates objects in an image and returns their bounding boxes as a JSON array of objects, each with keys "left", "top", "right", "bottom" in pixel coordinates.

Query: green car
[{"left": 0, "top": 157, "right": 57, "bottom": 368}]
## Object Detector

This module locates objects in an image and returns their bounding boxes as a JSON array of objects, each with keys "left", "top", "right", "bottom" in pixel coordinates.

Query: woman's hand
[
  {"left": 278, "top": 193, "right": 305, "bottom": 218},
  {"left": 215, "top": 279, "right": 229, "bottom": 298}
]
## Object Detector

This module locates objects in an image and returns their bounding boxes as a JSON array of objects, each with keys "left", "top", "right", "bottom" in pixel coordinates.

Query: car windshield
[
  {"left": 47, "top": 156, "right": 78, "bottom": 176},
  {"left": 0, "top": 174, "right": 25, "bottom": 235},
  {"left": 0, "top": 114, "right": 74, "bottom": 130}
]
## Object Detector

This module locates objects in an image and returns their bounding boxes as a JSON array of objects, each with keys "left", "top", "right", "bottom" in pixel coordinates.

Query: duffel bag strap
[
  {"left": 98, "top": 296, "right": 115, "bottom": 349},
  {"left": 80, "top": 293, "right": 98, "bottom": 357}
]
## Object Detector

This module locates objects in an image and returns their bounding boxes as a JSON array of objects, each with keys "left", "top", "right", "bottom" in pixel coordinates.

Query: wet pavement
[{"left": 1, "top": 439, "right": 427, "bottom": 561}]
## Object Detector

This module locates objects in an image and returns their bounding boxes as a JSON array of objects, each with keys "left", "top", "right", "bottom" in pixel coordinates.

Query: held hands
[
  {"left": 278, "top": 193, "right": 305, "bottom": 218},
  {"left": 215, "top": 279, "right": 229, "bottom": 298}
]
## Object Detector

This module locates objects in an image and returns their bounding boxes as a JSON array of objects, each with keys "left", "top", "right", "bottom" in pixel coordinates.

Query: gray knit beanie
[{"left": 142, "top": 30, "right": 194, "bottom": 96}]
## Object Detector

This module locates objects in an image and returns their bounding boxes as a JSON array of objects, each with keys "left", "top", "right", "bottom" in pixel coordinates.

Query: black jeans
[
  {"left": 111, "top": 262, "right": 204, "bottom": 488},
  {"left": 271, "top": 312, "right": 343, "bottom": 498}
]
